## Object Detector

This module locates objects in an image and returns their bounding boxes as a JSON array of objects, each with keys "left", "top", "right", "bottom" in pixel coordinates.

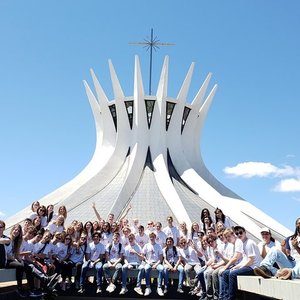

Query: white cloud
[
  {"left": 0, "top": 211, "right": 5, "bottom": 217},
  {"left": 223, "top": 162, "right": 278, "bottom": 178},
  {"left": 224, "top": 162, "right": 300, "bottom": 178},
  {"left": 273, "top": 178, "right": 300, "bottom": 192}
]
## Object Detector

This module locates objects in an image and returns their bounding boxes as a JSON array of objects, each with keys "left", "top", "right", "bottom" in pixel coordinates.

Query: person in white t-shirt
[
  {"left": 135, "top": 225, "right": 149, "bottom": 248},
  {"left": 134, "top": 232, "right": 164, "bottom": 297},
  {"left": 78, "top": 232, "right": 105, "bottom": 294},
  {"left": 154, "top": 222, "right": 167, "bottom": 248},
  {"left": 119, "top": 233, "right": 144, "bottom": 295},
  {"left": 163, "top": 216, "right": 180, "bottom": 246},
  {"left": 103, "top": 232, "right": 124, "bottom": 294},
  {"left": 221, "top": 226, "right": 262, "bottom": 300}
]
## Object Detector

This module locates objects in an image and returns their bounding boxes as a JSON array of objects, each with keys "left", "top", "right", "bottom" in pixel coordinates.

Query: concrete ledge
[{"left": 238, "top": 276, "right": 300, "bottom": 300}]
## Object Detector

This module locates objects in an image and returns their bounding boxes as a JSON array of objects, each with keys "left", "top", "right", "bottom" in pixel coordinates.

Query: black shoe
[
  {"left": 16, "top": 288, "right": 28, "bottom": 298},
  {"left": 254, "top": 266, "right": 272, "bottom": 278}
]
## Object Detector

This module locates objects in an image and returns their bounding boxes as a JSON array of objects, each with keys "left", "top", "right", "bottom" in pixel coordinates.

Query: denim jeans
[
  {"left": 261, "top": 248, "right": 295, "bottom": 275},
  {"left": 144, "top": 263, "right": 163, "bottom": 288},
  {"left": 222, "top": 267, "right": 254, "bottom": 300},
  {"left": 80, "top": 260, "right": 103, "bottom": 287},
  {"left": 162, "top": 264, "right": 184, "bottom": 288},
  {"left": 121, "top": 263, "right": 140, "bottom": 287},
  {"left": 103, "top": 262, "right": 122, "bottom": 284}
]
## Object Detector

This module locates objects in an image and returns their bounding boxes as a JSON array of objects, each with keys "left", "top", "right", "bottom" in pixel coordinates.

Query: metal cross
[{"left": 129, "top": 28, "right": 175, "bottom": 95}]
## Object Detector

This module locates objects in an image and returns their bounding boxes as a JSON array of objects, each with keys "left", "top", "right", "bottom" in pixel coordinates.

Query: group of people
[{"left": 1, "top": 200, "right": 300, "bottom": 300}]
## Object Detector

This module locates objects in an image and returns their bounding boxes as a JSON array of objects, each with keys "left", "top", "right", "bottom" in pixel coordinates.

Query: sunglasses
[
  {"left": 235, "top": 231, "right": 244, "bottom": 236},
  {"left": 65, "top": 238, "right": 71, "bottom": 240}
]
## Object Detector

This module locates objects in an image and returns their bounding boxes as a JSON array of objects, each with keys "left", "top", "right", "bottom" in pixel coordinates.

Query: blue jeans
[
  {"left": 121, "top": 263, "right": 140, "bottom": 288},
  {"left": 103, "top": 262, "right": 122, "bottom": 283},
  {"left": 144, "top": 263, "right": 163, "bottom": 288},
  {"left": 261, "top": 248, "right": 295, "bottom": 275},
  {"left": 222, "top": 267, "right": 254, "bottom": 300},
  {"left": 162, "top": 264, "right": 184, "bottom": 288},
  {"left": 80, "top": 260, "right": 103, "bottom": 287}
]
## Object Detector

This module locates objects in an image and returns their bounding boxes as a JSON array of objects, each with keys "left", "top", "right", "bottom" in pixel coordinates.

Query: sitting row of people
[{"left": 1, "top": 214, "right": 300, "bottom": 299}]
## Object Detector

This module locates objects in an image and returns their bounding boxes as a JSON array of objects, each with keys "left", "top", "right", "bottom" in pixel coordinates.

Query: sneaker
[
  {"left": 254, "top": 266, "right": 272, "bottom": 278},
  {"left": 78, "top": 287, "right": 85, "bottom": 294},
  {"left": 96, "top": 286, "right": 102, "bottom": 294},
  {"left": 163, "top": 287, "right": 168, "bottom": 294},
  {"left": 177, "top": 288, "right": 184, "bottom": 293},
  {"left": 134, "top": 286, "right": 143, "bottom": 295},
  {"left": 106, "top": 282, "right": 116, "bottom": 293},
  {"left": 157, "top": 287, "right": 164, "bottom": 296},
  {"left": 29, "top": 290, "right": 43, "bottom": 298},
  {"left": 119, "top": 287, "right": 128, "bottom": 295},
  {"left": 144, "top": 287, "right": 151, "bottom": 296},
  {"left": 276, "top": 268, "right": 292, "bottom": 280}
]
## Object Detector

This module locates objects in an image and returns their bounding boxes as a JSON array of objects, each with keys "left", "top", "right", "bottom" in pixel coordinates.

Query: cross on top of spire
[{"left": 129, "top": 29, "right": 175, "bottom": 95}]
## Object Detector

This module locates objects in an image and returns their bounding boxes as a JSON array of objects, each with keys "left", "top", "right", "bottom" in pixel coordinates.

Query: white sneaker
[
  {"left": 119, "top": 287, "right": 128, "bottom": 295},
  {"left": 164, "top": 287, "right": 168, "bottom": 294},
  {"left": 144, "top": 287, "right": 151, "bottom": 296},
  {"left": 157, "top": 287, "right": 164, "bottom": 296},
  {"left": 96, "top": 287, "right": 102, "bottom": 294},
  {"left": 134, "top": 286, "right": 143, "bottom": 295}
]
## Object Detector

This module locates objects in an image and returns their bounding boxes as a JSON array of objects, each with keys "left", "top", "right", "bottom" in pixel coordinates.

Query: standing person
[
  {"left": 135, "top": 225, "right": 149, "bottom": 248},
  {"left": 162, "top": 237, "right": 185, "bottom": 294},
  {"left": 190, "top": 222, "right": 201, "bottom": 243},
  {"left": 103, "top": 232, "right": 124, "bottom": 293},
  {"left": 134, "top": 232, "right": 164, "bottom": 297},
  {"left": 178, "top": 221, "right": 189, "bottom": 240},
  {"left": 28, "top": 201, "right": 40, "bottom": 220},
  {"left": 83, "top": 221, "right": 94, "bottom": 244},
  {"left": 214, "top": 208, "right": 233, "bottom": 229},
  {"left": 221, "top": 226, "right": 262, "bottom": 300},
  {"left": 155, "top": 222, "right": 167, "bottom": 248},
  {"left": 101, "top": 222, "right": 112, "bottom": 247},
  {"left": 119, "top": 233, "right": 144, "bottom": 295},
  {"left": 163, "top": 216, "right": 180, "bottom": 246},
  {"left": 46, "top": 204, "right": 54, "bottom": 224},
  {"left": 145, "top": 221, "right": 155, "bottom": 236},
  {"left": 53, "top": 205, "right": 68, "bottom": 221},
  {"left": 78, "top": 231, "right": 105, "bottom": 294},
  {"left": 46, "top": 215, "right": 65, "bottom": 235},
  {"left": 37, "top": 206, "right": 48, "bottom": 228}
]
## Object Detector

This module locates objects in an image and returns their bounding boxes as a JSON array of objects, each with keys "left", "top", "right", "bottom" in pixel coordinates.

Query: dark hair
[
  {"left": 200, "top": 208, "right": 211, "bottom": 223},
  {"left": 214, "top": 208, "right": 226, "bottom": 224}
]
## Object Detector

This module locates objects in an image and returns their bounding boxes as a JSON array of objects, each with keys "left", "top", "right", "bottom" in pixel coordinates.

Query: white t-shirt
[
  {"left": 288, "top": 236, "right": 300, "bottom": 262},
  {"left": 143, "top": 242, "right": 163, "bottom": 264},
  {"left": 56, "top": 242, "right": 68, "bottom": 262},
  {"left": 101, "top": 232, "right": 112, "bottom": 247},
  {"left": 163, "top": 226, "right": 180, "bottom": 245},
  {"left": 242, "top": 238, "right": 262, "bottom": 269},
  {"left": 154, "top": 231, "right": 167, "bottom": 247},
  {"left": 69, "top": 244, "right": 86, "bottom": 263},
  {"left": 178, "top": 246, "right": 199, "bottom": 265},
  {"left": 163, "top": 246, "right": 180, "bottom": 264},
  {"left": 135, "top": 233, "right": 149, "bottom": 248},
  {"left": 105, "top": 242, "right": 124, "bottom": 263},
  {"left": 124, "top": 243, "right": 143, "bottom": 265},
  {"left": 87, "top": 241, "right": 105, "bottom": 261},
  {"left": 233, "top": 238, "right": 244, "bottom": 265},
  {"left": 257, "top": 239, "right": 281, "bottom": 256}
]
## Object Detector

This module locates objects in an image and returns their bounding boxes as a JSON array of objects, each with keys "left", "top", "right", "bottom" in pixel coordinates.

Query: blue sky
[{"left": 0, "top": 1, "right": 299, "bottom": 231}]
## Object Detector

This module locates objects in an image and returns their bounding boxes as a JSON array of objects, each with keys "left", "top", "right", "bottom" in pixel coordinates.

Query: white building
[{"left": 5, "top": 56, "right": 292, "bottom": 241}]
